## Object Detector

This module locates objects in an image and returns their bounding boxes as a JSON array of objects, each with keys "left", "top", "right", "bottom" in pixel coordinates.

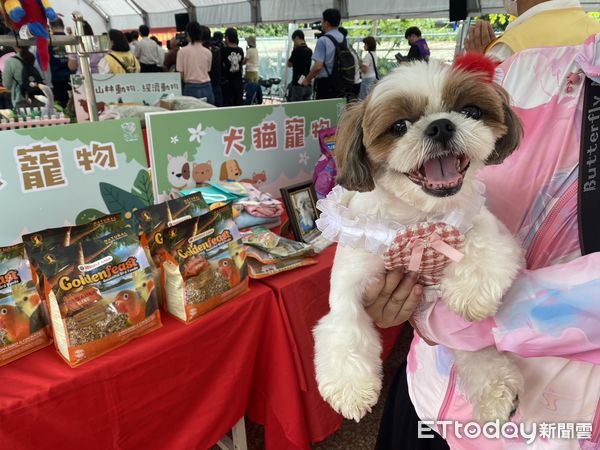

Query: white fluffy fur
[{"left": 313, "top": 61, "right": 524, "bottom": 423}]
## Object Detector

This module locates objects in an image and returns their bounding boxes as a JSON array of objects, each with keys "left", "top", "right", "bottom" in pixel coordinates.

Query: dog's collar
[{"left": 315, "top": 182, "right": 486, "bottom": 255}]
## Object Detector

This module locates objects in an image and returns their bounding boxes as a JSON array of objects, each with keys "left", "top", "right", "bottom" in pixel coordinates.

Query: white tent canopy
[{"left": 52, "top": 0, "right": 600, "bottom": 31}]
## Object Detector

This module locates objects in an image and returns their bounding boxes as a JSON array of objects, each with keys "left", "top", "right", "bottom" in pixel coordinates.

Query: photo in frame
[{"left": 280, "top": 182, "right": 321, "bottom": 243}]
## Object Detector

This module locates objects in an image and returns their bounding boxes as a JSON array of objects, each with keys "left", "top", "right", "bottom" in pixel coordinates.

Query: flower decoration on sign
[
  {"left": 188, "top": 123, "right": 206, "bottom": 144},
  {"left": 0, "top": 172, "right": 5, "bottom": 191},
  {"left": 170, "top": 136, "right": 179, "bottom": 145},
  {"left": 299, "top": 152, "right": 309, "bottom": 166}
]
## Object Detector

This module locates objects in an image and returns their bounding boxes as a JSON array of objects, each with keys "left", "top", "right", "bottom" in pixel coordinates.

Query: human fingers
[{"left": 363, "top": 268, "right": 404, "bottom": 308}]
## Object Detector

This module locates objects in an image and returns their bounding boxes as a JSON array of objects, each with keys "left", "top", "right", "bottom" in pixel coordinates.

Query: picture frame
[{"left": 280, "top": 182, "right": 321, "bottom": 243}]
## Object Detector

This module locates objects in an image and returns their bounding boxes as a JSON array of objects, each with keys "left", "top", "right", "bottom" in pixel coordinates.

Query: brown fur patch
[
  {"left": 442, "top": 70, "right": 507, "bottom": 138},
  {"left": 362, "top": 94, "right": 429, "bottom": 164}
]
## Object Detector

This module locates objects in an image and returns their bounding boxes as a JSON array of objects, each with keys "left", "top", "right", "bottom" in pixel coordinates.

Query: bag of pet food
[
  {"left": 23, "top": 214, "right": 123, "bottom": 304},
  {"left": 313, "top": 127, "right": 338, "bottom": 199},
  {"left": 246, "top": 257, "right": 318, "bottom": 279},
  {"left": 135, "top": 194, "right": 209, "bottom": 307},
  {"left": 37, "top": 228, "right": 161, "bottom": 367},
  {"left": 0, "top": 244, "right": 52, "bottom": 366},
  {"left": 162, "top": 203, "right": 248, "bottom": 323}
]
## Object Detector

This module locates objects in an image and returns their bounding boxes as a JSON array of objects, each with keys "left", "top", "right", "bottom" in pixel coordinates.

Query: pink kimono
[{"left": 408, "top": 36, "right": 600, "bottom": 449}]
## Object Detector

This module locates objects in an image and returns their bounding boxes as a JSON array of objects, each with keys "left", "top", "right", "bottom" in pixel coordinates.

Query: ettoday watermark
[{"left": 418, "top": 420, "right": 593, "bottom": 444}]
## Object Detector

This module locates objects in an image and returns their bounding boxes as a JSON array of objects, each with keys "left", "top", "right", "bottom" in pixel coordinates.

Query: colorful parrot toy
[{"left": 2, "top": 0, "right": 57, "bottom": 70}]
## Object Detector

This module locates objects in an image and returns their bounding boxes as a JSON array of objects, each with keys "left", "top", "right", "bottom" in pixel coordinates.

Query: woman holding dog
[{"left": 371, "top": 1, "right": 600, "bottom": 449}]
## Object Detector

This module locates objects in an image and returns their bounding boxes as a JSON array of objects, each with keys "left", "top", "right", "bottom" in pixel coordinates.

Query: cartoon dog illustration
[
  {"left": 240, "top": 170, "right": 267, "bottom": 186},
  {"left": 193, "top": 161, "right": 213, "bottom": 186},
  {"left": 167, "top": 153, "right": 195, "bottom": 194},
  {"left": 219, "top": 160, "right": 243, "bottom": 182}
]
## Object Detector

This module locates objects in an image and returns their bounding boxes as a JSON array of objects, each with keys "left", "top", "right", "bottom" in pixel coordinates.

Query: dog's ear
[
  {"left": 336, "top": 102, "right": 374, "bottom": 192},
  {"left": 486, "top": 86, "right": 523, "bottom": 165}
]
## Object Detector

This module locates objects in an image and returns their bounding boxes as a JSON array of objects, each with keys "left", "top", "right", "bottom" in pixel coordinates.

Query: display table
[
  {"left": 0, "top": 282, "right": 310, "bottom": 450},
  {"left": 258, "top": 245, "right": 404, "bottom": 443}
]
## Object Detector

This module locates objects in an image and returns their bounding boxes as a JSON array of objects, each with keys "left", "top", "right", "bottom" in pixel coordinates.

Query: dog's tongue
[{"left": 422, "top": 156, "right": 461, "bottom": 184}]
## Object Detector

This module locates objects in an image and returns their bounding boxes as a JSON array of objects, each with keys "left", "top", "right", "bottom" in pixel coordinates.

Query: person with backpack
[
  {"left": 98, "top": 29, "right": 141, "bottom": 75},
  {"left": 302, "top": 8, "right": 355, "bottom": 100},
  {"left": 2, "top": 47, "right": 45, "bottom": 108},
  {"left": 359, "top": 36, "right": 378, "bottom": 100},
  {"left": 42, "top": 19, "right": 76, "bottom": 108}
]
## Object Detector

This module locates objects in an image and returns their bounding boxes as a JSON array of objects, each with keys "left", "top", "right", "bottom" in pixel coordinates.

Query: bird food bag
[
  {"left": 162, "top": 203, "right": 248, "bottom": 323},
  {"left": 135, "top": 193, "right": 209, "bottom": 308},
  {"left": 37, "top": 229, "right": 161, "bottom": 367},
  {"left": 23, "top": 214, "right": 123, "bottom": 304},
  {"left": 0, "top": 244, "right": 52, "bottom": 366}
]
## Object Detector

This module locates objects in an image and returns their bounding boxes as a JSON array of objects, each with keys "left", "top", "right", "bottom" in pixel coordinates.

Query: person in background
[
  {"left": 150, "top": 36, "right": 162, "bottom": 48},
  {"left": 48, "top": 18, "right": 75, "bottom": 108},
  {"left": 244, "top": 35, "right": 259, "bottom": 83},
  {"left": 129, "top": 30, "right": 139, "bottom": 55},
  {"left": 302, "top": 8, "right": 345, "bottom": 99},
  {"left": 134, "top": 25, "right": 163, "bottom": 72},
  {"left": 287, "top": 29, "right": 313, "bottom": 102},
  {"left": 212, "top": 31, "right": 225, "bottom": 50},
  {"left": 206, "top": 28, "right": 224, "bottom": 106},
  {"left": 359, "top": 36, "right": 378, "bottom": 100},
  {"left": 465, "top": 0, "right": 600, "bottom": 61},
  {"left": 163, "top": 37, "right": 180, "bottom": 72},
  {"left": 2, "top": 47, "right": 38, "bottom": 107},
  {"left": 339, "top": 26, "right": 361, "bottom": 101},
  {"left": 176, "top": 21, "right": 214, "bottom": 105},
  {"left": 98, "top": 29, "right": 140, "bottom": 74},
  {"left": 68, "top": 21, "right": 102, "bottom": 74},
  {"left": 221, "top": 27, "right": 245, "bottom": 106},
  {"left": 396, "top": 26, "right": 430, "bottom": 62}
]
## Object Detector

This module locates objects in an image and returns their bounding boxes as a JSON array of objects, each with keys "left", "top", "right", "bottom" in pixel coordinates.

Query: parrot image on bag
[{"left": 2, "top": 0, "right": 57, "bottom": 70}]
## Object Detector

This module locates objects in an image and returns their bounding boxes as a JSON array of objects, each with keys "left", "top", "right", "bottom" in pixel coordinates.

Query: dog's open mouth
[{"left": 406, "top": 154, "right": 470, "bottom": 197}]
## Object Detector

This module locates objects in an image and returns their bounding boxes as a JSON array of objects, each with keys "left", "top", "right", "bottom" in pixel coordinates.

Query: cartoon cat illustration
[
  {"left": 193, "top": 161, "right": 213, "bottom": 186},
  {"left": 240, "top": 170, "right": 267, "bottom": 186}
]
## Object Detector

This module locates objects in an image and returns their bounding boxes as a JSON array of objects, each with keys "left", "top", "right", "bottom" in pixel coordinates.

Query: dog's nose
[{"left": 425, "top": 119, "right": 456, "bottom": 143}]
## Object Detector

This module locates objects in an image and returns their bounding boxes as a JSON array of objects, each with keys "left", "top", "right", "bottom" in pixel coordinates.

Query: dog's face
[{"left": 336, "top": 59, "right": 522, "bottom": 212}]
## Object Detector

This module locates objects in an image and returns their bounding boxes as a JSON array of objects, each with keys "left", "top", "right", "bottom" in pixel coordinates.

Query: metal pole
[{"left": 73, "top": 12, "right": 99, "bottom": 122}]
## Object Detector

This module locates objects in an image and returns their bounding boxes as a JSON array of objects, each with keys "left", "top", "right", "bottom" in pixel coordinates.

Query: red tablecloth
[
  {"left": 0, "top": 282, "right": 310, "bottom": 450},
  {"left": 258, "top": 245, "right": 404, "bottom": 443}
]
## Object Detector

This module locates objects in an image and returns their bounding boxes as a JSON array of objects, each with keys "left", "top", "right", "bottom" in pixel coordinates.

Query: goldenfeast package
[
  {"left": 37, "top": 229, "right": 161, "bottom": 367},
  {"left": 162, "top": 203, "right": 248, "bottom": 323},
  {"left": 0, "top": 244, "right": 52, "bottom": 366},
  {"left": 135, "top": 194, "right": 209, "bottom": 307}
]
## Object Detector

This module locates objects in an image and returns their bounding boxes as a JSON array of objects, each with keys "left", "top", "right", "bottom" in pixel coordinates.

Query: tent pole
[
  {"left": 80, "top": 0, "right": 110, "bottom": 29},
  {"left": 72, "top": 12, "right": 99, "bottom": 122},
  {"left": 125, "top": 0, "right": 149, "bottom": 25},
  {"left": 179, "top": 0, "right": 197, "bottom": 22}
]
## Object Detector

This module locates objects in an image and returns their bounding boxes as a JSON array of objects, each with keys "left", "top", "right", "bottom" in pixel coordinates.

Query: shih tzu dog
[{"left": 313, "top": 54, "right": 525, "bottom": 423}]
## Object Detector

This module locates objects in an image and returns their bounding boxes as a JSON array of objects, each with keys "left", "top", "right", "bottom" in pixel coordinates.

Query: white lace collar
[{"left": 315, "top": 182, "right": 486, "bottom": 255}]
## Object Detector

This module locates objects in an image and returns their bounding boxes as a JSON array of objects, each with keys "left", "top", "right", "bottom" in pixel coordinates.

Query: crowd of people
[{"left": 0, "top": 9, "right": 430, "bottom": 110}]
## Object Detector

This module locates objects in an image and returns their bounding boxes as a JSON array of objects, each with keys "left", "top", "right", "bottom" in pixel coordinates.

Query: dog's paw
[
  {"left": 442, "top": 276, "right": 500, "bottom": 321},
  {"left": 473, "top": 380, "right": 520, "bottom": 423},
  {"left": 318, "top": 372, "right": 381, "bottom": 422}
]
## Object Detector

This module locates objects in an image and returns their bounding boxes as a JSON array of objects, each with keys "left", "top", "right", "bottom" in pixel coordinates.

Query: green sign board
[
  {"left": 146, "top": 99, "right": 345, "bottom": 201},
  {"left": 0, "top": 119, "right": 152, "bottom": 246}
]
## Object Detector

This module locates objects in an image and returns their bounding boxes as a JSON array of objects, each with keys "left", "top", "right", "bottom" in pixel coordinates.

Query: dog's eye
[
  {"left": 460, "top": 105, "right": 482, "bottom": 120},
  {"left": 390, "top": 120, "right": 411, "bottom": 137}
]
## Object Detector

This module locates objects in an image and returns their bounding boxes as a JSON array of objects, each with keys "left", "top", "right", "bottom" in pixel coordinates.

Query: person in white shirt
[
  {"left": 244, "top": 35, "right": 259, "bottom": 83},
  {"left": 359, "top": 36, "right": 378, "bottom": 100},
  {"left": 134, "top": 25, "right": 163, "bottom": 72}
]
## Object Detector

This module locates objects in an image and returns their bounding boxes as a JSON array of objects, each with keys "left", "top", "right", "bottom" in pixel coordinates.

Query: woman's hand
[
  {"left": 363, "top": 269, "right": 423, "bottom": 328},
  {"left": 464, "top": 20, "right": 496, "bottom": 54}
]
